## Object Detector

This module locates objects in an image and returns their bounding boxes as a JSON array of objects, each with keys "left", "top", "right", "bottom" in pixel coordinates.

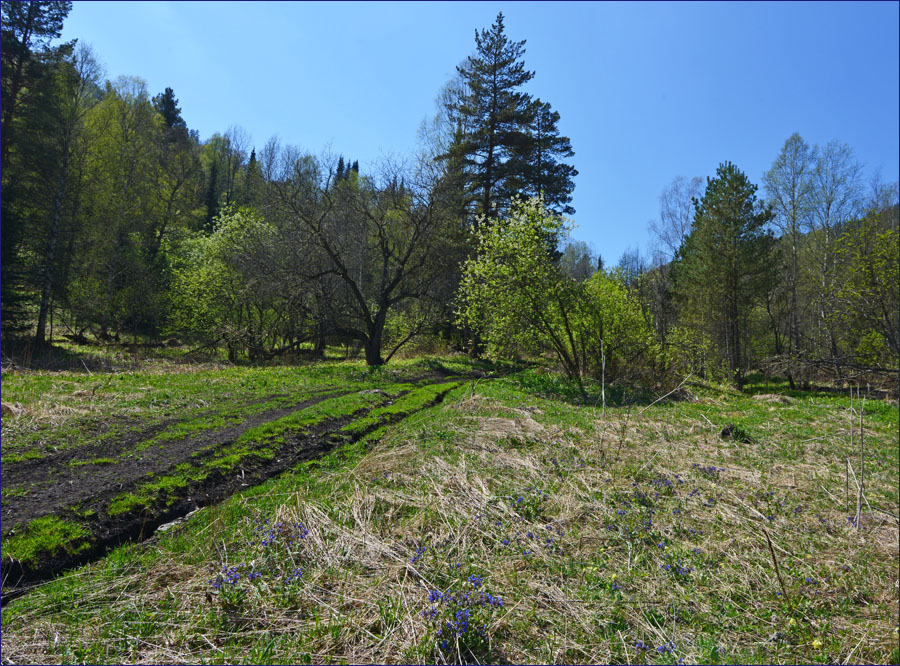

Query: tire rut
[
  {"left": 1, "top": 391, "right": 352, "bottom": 531},
  {"left": 0, "top": 379, "right": 464, "bottom": 600}
]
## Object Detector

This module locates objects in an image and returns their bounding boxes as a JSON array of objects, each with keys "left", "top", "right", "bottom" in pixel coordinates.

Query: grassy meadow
[{"left": 1, "top": 353, "right": 898, "bottom": 664}]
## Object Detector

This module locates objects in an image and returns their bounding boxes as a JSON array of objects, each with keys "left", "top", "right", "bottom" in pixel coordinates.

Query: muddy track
[
  {"left": 1, "top": 391, "right": 352, "bottom": 530},
  {"left": 1, "top": 388, "right": 338, "bottom": 474},
  {"left": 0, "top": 380, "right": 464, "bottom": 600}
]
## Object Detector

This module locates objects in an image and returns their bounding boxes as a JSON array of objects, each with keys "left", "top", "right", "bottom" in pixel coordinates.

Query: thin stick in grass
[
  {"left": 846, "top": 459, "right": 877, "bottom": 523},
  {"left": 763, "top": 527, "right": 790, "bottom": 603},
  {"left": 847, "top": 387, "right": 853, "bottom": 514},
  {"left": 858, "top": 389, "right": 865, "bottom": 530},
  {"left": 853, "top": 387, "right": 865, "bottom": 530},
  {"left": 844, "top": 458, "right": 849, "bottom": 514}
]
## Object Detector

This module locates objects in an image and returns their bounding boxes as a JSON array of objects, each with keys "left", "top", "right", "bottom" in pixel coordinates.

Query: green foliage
[
  {"left": 666, "top": 325, "right": 718, "bottom": 378},
  {"left": 582, "top": 271, "right": 656, "bottom": 382},
  {"left": 458, "top": 197, "right": 654, "bottom": 386},
  {"left": 2, "top": 516, "right": 89, "bottom": 566},
  {"left": 831, "top": 216, "right": 898, "bottom": 365},
  {"left": 675, "top": 162, "right": 775, "bottom": 388},
  {"left": 167, "top": 206, "right": 293, "bottom": 359},
  {"left": 458, "top": 197, "right": 568, "bottom": 361},
  {"left": 61, "top": 76, "right": 175, "bottom": 338}
]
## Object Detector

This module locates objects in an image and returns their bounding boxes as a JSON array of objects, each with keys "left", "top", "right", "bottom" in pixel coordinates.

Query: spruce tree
[
  {"left": 676, "top": 162, "right": 775, "bottom": 389},
  {"left": 242, "top": 148, "right": 263, "bottom": 207},
  {"left": 1, "top": 0, "right": 72, "bottom": 166},
  {"left": 447, "top": 12, "right": 536, "bottom": 221},
  {"left": 525, "top": 99, "right": 578, "bottom": 216},
  {"left": 1, "top": 0, "right": 73, "bottom": 338},
  {"left": 445, "top": 13, "right": 576, "bottom": 223},
  {"left": 152, "top": 86, "right": 187, "bottom": 130}
]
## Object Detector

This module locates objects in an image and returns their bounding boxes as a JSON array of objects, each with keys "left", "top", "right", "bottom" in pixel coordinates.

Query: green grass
[
  {"left": 69, "top": 457, "right": 116, "bottom": 467},
  {"left": 0, "top": 356, "right": 473, "bottom": 464},
  {"left": 340, "top": 380, "right": 462, "bottom": 436},
  {"left": 1, "top": 364, "right": 896, "bottom": 664},
  {"left": 1, "top": 448, "right": 45, "bottom": 463},
  {"left": 102, "top": 388, "right": 405, "bottom": 516},
  {"left": 1, "top": 486, "right": 32, "bottom": 500},
  {"left": 3, "top": 516, "right": 91, "bottom": 567},
  {"left": 107, "top": 464, "right": 211, "bottom": 515}
]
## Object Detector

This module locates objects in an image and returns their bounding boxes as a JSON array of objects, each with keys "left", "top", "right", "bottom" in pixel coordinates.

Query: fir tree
[
  {"left": 524, "top": 99, "right": 577, "bottom": 216},
  {"left": 152, "top": 86, "right": 187, "bottom": 130},
  {"left": 676, "top": 162, "right": 775, "bottom": 389},
  {"left": 446, "top": 12, "right": 535, "bottom": 221},
  {"left": 242, "top": 148, "right": 263, "bottom": 207},
  {"left": 444, "top": 13, "right": 576, "bottom": 224}
]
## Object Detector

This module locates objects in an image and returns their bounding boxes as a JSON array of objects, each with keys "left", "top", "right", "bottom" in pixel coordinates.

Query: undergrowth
[{"left": 1, "top": 368, "right": 896, "bottom": 664}]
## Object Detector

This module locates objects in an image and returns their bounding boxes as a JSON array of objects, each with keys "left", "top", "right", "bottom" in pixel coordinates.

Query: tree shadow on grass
[
  {"left": 509, "top": 369, "right": 670, "bottom": 409},
  {"left": 1, "top": 339, "right": 140, "bottom": 372},
  {"left": 742, "top": 371, "right": 898, "bottom": 401}
]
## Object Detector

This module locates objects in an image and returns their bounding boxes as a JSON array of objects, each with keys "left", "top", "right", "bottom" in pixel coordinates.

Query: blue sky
[{"left": 60, "top": 1, "right": 899, "bottom": 263}]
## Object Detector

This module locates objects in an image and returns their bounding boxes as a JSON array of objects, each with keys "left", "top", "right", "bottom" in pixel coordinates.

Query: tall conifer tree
[
  {"left": 445, "top": 13, "right": 576, "bottom": 223},
  {"left": 676, "top": 162, "right": 775, "bottom": 389},
  {"left": 445, "top": 13, "right": 535, "bottom": 221}
]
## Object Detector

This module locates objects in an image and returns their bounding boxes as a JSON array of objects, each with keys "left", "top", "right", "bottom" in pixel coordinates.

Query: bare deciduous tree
[
  {"left": 649, "top": 175, "right": 703, "bottom": 259},
  {"left": 266, "top": 146, "right": 463, "bottom": 365},
  {"left": 763, "top": 133, "right": 815, "bottom": 386}
]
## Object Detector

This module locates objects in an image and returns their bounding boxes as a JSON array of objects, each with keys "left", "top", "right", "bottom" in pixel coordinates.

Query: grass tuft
[
  {"left": 1, "top": 365, "right": 896, "bottom": 664},
  {"left": 3, "top": 516, "right": 90, "bottom": 566}
]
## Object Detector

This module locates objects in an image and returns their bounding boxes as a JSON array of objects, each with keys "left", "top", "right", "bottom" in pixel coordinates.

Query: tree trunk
[
  {"left": 364, "top": 335, "right": 384, "bottom": 366},
  {"left": 364, "top": 310, "right": 386, "bottom": 366},
  {"left": 729, "top": 291, "right": 743, "bottom": 391},
  {"left": 314, "top": 322, "right": 326, "bottom": 358},
  {"left": 35, "top": 139, "right": 72, "bottom": 347}
]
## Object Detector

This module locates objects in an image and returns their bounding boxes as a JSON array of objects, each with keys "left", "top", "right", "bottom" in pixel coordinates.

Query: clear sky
[{"left": 60, "top": 1, "right": 899, "bottom": 264}]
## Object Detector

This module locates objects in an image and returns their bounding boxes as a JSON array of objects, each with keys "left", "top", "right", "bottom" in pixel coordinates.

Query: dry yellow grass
[{"left": 2, "top": 375, "right": 897, "bottom": 664}]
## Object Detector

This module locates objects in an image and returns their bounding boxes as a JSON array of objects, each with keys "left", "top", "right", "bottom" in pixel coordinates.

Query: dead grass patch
[{"left": 2, "top": 377, "right": 897, "bottom": 665}]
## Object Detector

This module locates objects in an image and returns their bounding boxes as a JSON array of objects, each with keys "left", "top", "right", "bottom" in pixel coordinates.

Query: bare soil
[{"left": 0, "top": 380, "right": 462, "bottom": 598}]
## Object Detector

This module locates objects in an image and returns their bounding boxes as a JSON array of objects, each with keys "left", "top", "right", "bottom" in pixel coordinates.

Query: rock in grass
[
  {"left": 751, "top": 393, "right": 795, "bottom": 405},
  {"left": 1, "top": 402, "right": 23, "bottom": 417},
  {"left": 719, "top": 423, "right": 752, "bottom": 443}
]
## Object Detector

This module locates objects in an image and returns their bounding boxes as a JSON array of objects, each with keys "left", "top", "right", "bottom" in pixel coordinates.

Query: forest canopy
[{"left": 2, "top": 3, "right": 896, "bottom": 388}]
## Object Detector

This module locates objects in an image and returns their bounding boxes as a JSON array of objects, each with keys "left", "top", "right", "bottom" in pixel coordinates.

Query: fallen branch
[
  {"left": 762, "top": 527, "right": 790, "bottom": 602},
  {"left": 637, "top": 374, "right": 693, "bottom": 418}
]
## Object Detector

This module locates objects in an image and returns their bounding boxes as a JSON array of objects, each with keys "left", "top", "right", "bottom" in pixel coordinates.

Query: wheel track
[{"left": 0, "top": 379, "right": 465, "bottom": 601}]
